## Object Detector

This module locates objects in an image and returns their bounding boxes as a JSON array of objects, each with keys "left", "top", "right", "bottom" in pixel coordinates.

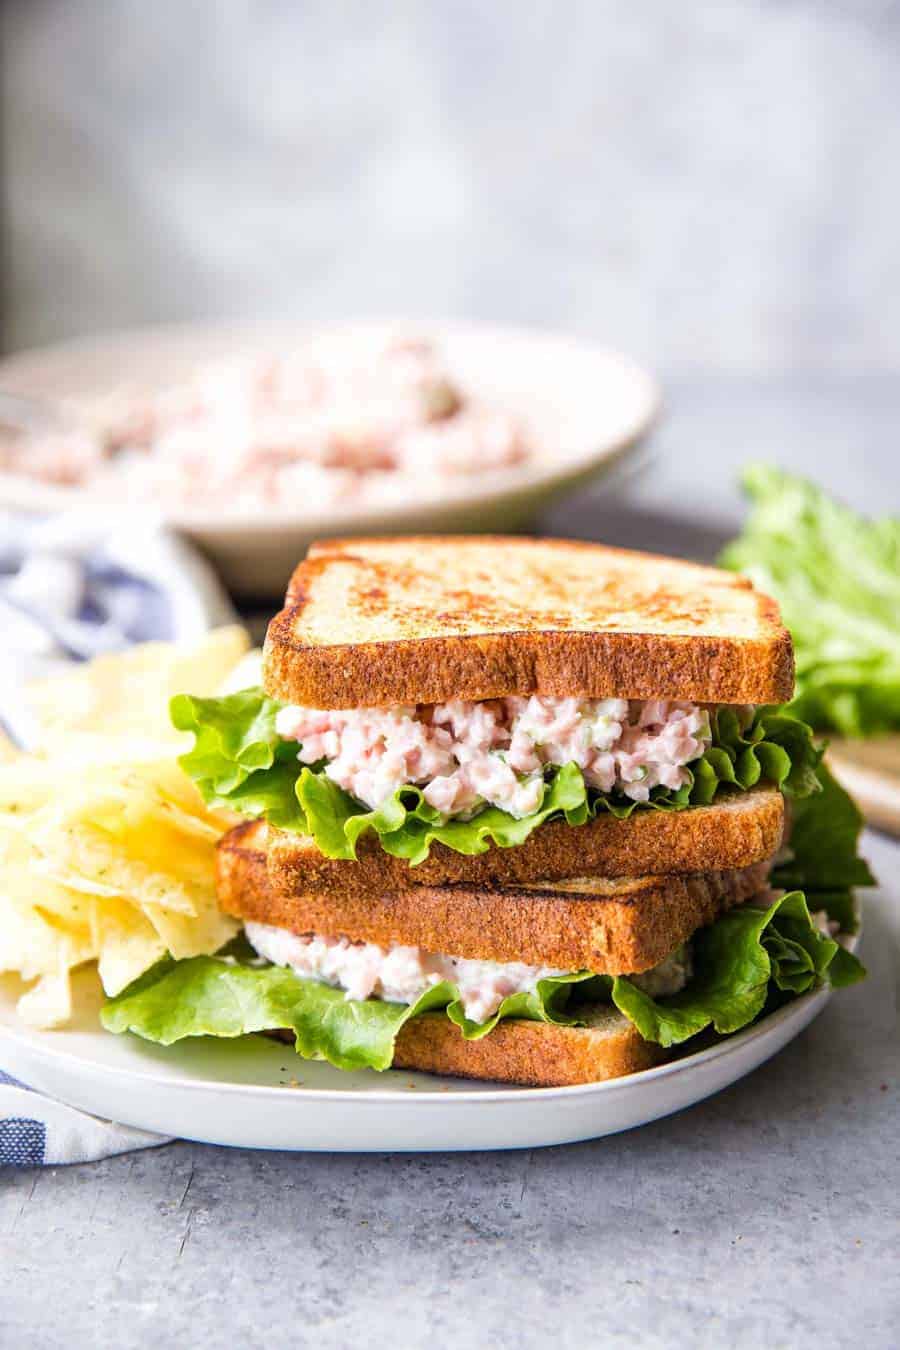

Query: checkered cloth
[{"left": 0, "top": 509, "right": 233, "bottom": 1166}]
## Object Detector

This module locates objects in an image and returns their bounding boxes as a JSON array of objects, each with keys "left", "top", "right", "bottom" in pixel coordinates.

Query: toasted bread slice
[
  {"left": 263, "top": 536, "right": 794, "bottom": 707},
  {"left": 266, "top": 785, "right": 784, "bottom": 896},
  {"left": 393, "top": 1007, "right": 663, "bottom": 1086},
  {"left": 220, "top": 820, "right": 771, "bottom": 974},
  {"left": 271, "top": 1008, "right": 663, "bottom": 1087}
]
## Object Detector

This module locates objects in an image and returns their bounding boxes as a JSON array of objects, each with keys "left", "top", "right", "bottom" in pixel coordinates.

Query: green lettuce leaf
[
  {"left": 171, "top": 689, "right": 308, "bottom": 830},
  {"left": 773, "top": 760, "right": 875, "bottom": 906},
  {"left": 607, "top": 889, "right": 863, "bottom": 1049},
  {"left": 100, "top": 960, "right": 593, "bottom": 1070},
  {"left": 101, "top": 890, "right": 860, "bottom": 1068},
  {"left": 720, "top": 464, "right": 900, "bottom": 736},
  {"left": 173, "top": 690, "right": 821, "bottom": 864}
]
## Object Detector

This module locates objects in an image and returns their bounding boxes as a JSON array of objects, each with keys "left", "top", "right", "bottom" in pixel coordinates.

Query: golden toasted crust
[
  {"left": 265, "top": 787, "right": 785, "bottom": 896},
  {"left": 219, "top": 820, "right": 771, "bottom": 974},
  {"left": 218, "top": 822, "right": 271, "bottom": 901},
  {"left": 262, "top": 536, "right": 794, "bottom": 706},
  {"left": 392, "top": 1007, "right": 664, "bottom": 1086},
  {"left": 272, "top": 1008, "right": 664, "bottom": 1087}
]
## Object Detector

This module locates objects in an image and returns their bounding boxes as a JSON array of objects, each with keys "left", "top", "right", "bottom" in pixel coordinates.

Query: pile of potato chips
[{"left": 0, "top": 626, "right": 253, "bottom": 1027}]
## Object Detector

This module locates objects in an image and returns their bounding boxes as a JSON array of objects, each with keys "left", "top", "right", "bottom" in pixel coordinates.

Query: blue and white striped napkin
[
  {"left": 0, "top": 1070, "right": 168, "bottom": 1165},
  {"left": 0, "top": 508, "right": 233, "bottom": 1166}
]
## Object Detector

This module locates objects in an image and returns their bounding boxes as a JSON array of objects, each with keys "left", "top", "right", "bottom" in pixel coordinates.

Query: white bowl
[{"left": 0, "top": 320, "right": 660, "bottom": 596}]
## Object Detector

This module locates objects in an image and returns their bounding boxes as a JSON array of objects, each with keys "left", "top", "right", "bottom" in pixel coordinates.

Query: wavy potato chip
[
  {"left": 141, "top": 897, "right": 236, "bottom": 964},
  {"left": 24, "top": 624, "right": 249, "bottom": 745},
  {"left": 0, "top": 895, "right": 78, "bottom": 983},
  {"left": 95, "top": 899, "right": 168, "bottom": 998},
  {"left": 16, "top": 967, "right": 75, "bottom": 1028},
  {"left": 0, "top": 630, "right": 249, "bottom": 1026},
  {"left": 0, "top": 862, "right": 96, "bottom": 982}
]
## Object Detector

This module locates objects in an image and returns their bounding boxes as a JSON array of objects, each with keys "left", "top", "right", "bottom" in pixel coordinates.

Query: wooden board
[{"left": 827, "top": 736, "right": 900, "bottom": 837}]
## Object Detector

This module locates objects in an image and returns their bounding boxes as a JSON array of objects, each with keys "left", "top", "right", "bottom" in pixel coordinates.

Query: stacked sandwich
[{"left": 103, "top": 537, "right": 866, "bottom": 1085}]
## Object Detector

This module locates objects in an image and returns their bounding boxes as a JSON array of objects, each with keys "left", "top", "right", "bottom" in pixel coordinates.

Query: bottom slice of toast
[
  {"left": 392, "top": 1004, "right": 664, "bottom": 1086},
  {"left": 272, "top": 1007, "right": 664, "bottom": 1088}
]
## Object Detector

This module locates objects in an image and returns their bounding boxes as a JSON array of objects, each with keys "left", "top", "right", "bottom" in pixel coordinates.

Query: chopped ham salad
[
  {"left": 275, "top": 696, "right": 724, "bottom": 818},
  {"left": 0, "top": 334, "right": 530, "bottom": 510},
  {"left": 244, "top": 921, "right": 693, "bottom": 1023}
]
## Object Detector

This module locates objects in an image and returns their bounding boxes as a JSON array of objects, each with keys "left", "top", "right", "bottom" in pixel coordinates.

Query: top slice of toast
[{"left": 263, "top": 536, "right": 794, "bottom": 707}]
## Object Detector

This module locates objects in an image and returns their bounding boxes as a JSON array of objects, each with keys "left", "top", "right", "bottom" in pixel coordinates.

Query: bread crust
[
  {"left": 265, "top": 787, "right": 785, "bottom": 896},
  {"left": 392, "top": 1008, "right": 664, "bottom": 1086},
  {"left": 220, "top": 820, "right": 771, "bottom": 973},
  {"left": 272, "top": 1009, "right": 665, "bottom": 1087},
  {"left": 263, "top": 535, "right": 794, "bottom": 707}
]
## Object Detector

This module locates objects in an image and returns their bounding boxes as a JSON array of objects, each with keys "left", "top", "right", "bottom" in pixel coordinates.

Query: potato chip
[
  {"left": 95, "top": 899, "right": 167, "bottom": 997},
  {"left": 0, "top": 836, "right": 97, "bottom": 971},
  {"left": 17, "top": 968, "right": 74, "bottom": 1029},
  {"left": 218, "top": 647, "right": 264, "bottom": 694},
  {"left": 142, "top": 895, "right": 236, "bottom": 964},
  {"left": 171, "top": 626, "right": 254, "bottom": 704},
  {"left": 27, "top": 807, "right": 211, "bottom": 917},
  {"left": 1, "top": 630, "right": 247, "bottom": 1026},
  {"left": 0, "top": 878, "right": 94, "bottom": 981},
  {"left": 0, "top": 896, "right": 67, "bottom": 981},
  {"left": 30, "top": 858, "right": 123, "bottom": 900},
  {"left": 24, "top": 624, "right": 249, "bottom": 745}
]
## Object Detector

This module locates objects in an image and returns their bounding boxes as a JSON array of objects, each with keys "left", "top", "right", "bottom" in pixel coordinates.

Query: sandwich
[
  {"left": 100, "top": 537, "right": 869, "bottom": 1086},
  {"left": 171, "top": 537, "right": 815, "bottom": 885},
  {"left": 102, "top": 771, "right": 864, "bottom": 1086}
]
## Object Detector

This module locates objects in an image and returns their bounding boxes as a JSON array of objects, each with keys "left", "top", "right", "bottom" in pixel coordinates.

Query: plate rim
[{"left": 0, "top": 978, "right": 833, "bottom": 1107}]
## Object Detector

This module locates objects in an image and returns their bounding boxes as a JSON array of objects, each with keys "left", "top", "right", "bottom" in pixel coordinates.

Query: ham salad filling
[
  {"left": 1, "top": 334, "right": 530, "bottom": 510},
  {"left": 244, "top": 921, "right": 693, "bottom": 1023},
  {"left": 275, "top": 696, "right": 727, "bottom": 818}
]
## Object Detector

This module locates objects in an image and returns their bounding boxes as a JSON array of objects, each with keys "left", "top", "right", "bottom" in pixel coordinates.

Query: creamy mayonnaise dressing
[
  {"left": 628, "top": 945, "right": 693, "bottom": 998},
  {"left": 275, "top": 696, "right": 721, "bottom": 817},
  {"left": 244, "top": 921, "right": 693, "bottom": 1022}
]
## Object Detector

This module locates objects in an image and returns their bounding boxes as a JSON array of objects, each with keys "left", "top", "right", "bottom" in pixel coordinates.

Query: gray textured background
[{"left": 3, "top": 0, "right": 900, "bottom": 377}]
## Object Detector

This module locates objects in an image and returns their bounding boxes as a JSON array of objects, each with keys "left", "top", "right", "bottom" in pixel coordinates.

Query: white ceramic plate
[
  {"left": 0, "top": 320, "right": 660, "bottom": 594},
  {"left": 0, "top": 968, "right": 837, "bottom": 1152}
]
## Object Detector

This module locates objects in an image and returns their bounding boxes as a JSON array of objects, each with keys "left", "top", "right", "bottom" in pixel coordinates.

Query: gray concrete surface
[{"left": 1, "top": 825, "right": 896, "bottom": 1348}]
